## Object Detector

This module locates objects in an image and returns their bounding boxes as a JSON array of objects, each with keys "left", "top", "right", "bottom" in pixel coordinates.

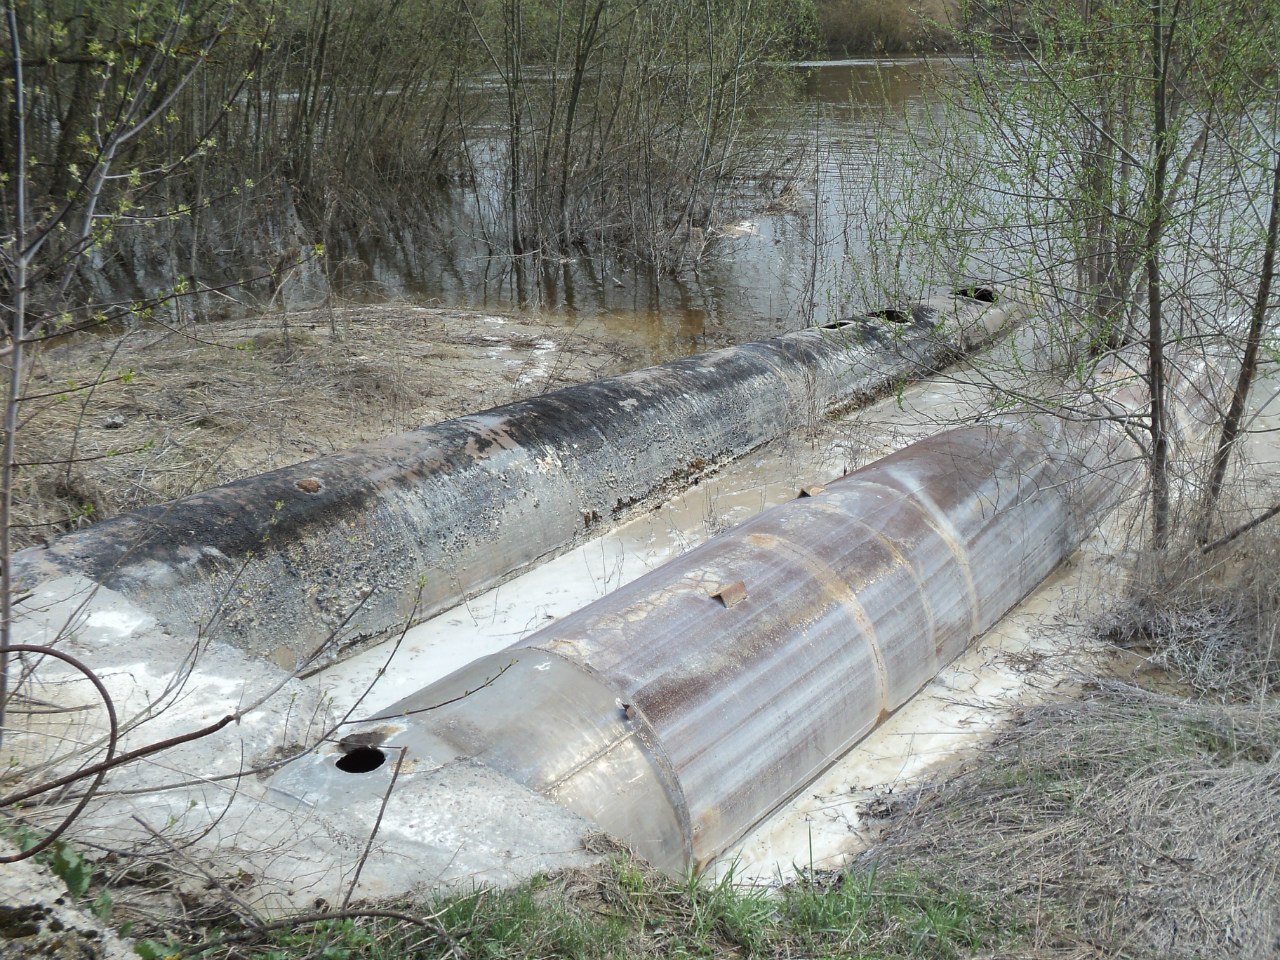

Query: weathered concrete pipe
[
  {"left": 15, "top": 291, "right": 1016, "bottom": 665},
  {"left": 292, "top": 352, "right": 1224, "bottom": 874}
]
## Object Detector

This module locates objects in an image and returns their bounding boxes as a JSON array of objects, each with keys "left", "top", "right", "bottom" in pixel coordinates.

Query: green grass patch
[
  {"left": 779, "top": 868, "right": 1007, "bottom": 959},
  {"left": 154, "top": 856, "right": 1014, "bottom": 959}
]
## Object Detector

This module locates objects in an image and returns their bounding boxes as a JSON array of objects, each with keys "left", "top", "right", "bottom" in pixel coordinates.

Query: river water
[{"left": 326, "top": 59, "right": 945, "bottom": 357}]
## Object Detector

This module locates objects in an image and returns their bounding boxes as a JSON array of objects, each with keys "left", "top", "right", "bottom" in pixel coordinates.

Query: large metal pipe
[
  {"left": 283, "top": 351, "right": 1223, "bottom": 873},
  {"left": 15, "top": 292, "right": 1015, "bottom": 666}
]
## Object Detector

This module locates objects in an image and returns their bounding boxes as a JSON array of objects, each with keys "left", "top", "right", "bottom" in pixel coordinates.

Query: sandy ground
[{"left": 17, "top": 303, "right": 683, "bottom": 549}]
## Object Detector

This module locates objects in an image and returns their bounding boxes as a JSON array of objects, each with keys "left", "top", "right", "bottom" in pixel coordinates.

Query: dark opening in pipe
[
  {"left": 867, "top": 308, "right": 911, "bottom": 324},
  {"left": 954, "top": 285, "right": 998, "bottom": 303},
  {"left": 335, "top": 747, "right": 387, "bottom": 773}
]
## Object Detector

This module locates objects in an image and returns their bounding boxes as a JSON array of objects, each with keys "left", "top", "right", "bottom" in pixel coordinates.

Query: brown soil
[{"left": 15, "top": 304, "right": 646, "bottom": 549}]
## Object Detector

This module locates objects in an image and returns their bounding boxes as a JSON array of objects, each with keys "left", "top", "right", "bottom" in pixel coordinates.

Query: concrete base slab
[{"left": 3, "top": 577, "right": 602, "bottom": 912}]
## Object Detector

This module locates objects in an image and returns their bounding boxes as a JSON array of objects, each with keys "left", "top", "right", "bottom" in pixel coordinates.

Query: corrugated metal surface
[{"left": 509, "top": 423, "right": 1089, "bottom": 864}]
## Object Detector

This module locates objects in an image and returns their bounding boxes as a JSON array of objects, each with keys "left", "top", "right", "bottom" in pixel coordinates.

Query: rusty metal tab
[{"left": 711, "top": 582, "right": 748, "bottom": 607}]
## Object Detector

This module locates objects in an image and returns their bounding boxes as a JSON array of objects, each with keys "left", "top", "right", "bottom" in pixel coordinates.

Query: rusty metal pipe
[
  {"left": 301, "top": 351, "right": 1224, "bottom": 873},
  {"left": 15, "top": 292, "right": 1015, "bottom": 666}
]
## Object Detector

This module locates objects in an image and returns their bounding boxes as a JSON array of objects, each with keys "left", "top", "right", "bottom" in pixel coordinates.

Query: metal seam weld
[
  {"left": 742, "top": 529, "right": 892, "bottom": 713},
  {"left": 839, "top": 474, "right": 983, "bottom": 636}
]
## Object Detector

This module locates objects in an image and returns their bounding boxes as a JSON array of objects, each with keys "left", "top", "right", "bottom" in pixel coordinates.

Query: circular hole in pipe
[{"left": 335, "top": 746, "right": 387, "bottom": 773}]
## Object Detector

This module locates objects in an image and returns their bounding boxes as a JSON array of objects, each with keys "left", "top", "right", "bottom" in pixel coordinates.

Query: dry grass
[
  {"left": 871, "top": 685, "right": 1280, "bottom": 958},
  {"left": 862, "top": 529, "right": 1280, "bottom": 959},
  {"left": 14, "top": 304, "right": 640, "bottom": 549},
  {"left": 1099, "top": 536, "right": 1280, "bottom": 699}
]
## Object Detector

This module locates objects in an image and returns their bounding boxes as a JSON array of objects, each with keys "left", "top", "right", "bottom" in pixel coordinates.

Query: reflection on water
[
  {"left": 796, "top": 57, "right": 937, "bottom": 106},
  {"left": 327, "top": 60, "right": 944, "bottom": 354}
]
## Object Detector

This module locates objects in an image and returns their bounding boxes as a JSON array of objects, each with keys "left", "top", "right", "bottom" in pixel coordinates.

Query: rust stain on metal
[
  {"left": 338, "top": 726, "right": 396, "bottom": 751},
  {"left": 836, "top": 590, "right": 890, "bottom": 710},
  {"left": 862, "top": 522, "right": 939, "bottom": 654},
  {"left": 856, "top": 475, "right": 982, "bottom": 637}
]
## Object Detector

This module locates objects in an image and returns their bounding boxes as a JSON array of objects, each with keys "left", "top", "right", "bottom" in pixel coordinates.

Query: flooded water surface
[{"left": 327, "top": 60, "right": 943, "bottom": 352}]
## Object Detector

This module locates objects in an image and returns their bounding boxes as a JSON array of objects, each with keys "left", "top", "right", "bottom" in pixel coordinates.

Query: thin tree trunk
[
  {"left": 507, "top": 0, "right": 525, "bottom": 257},
  {"left": 1, "top": 4, "right": 28, "bottom": 749},
  {"left": 1197, "top": 144, "right": 1280, "bottom": 540},
  {"left": 1145, "top": 0, "right": 1174, "bottom": 548},
  {"left": 557, "top": 0, "right": 606, "bottom": 245}
]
